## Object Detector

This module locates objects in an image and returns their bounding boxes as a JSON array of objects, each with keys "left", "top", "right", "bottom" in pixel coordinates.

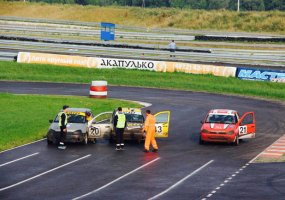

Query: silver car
[{"left": 46, "top": 108, "right": 95, "bottom": 145}]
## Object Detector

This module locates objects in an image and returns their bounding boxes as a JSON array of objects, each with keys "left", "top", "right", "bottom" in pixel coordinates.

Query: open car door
[
  {"left": 88, "top": 112, "right": 113, "bottom": 139},
  {"left": 154, "top": 111, "right": 171, "bottom": 138},
  {"left": 238, "top": 112, "right": 256, "bottom": 139}
]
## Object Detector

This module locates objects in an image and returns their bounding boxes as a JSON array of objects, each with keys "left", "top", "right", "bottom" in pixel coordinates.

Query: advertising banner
[
  {"left": 17, "top": 52, "right": 237, "bottom": 77},
  {"left": 236, "top": 68, "right": 285, "bottom": 83},
  {"left": 17, "top": 52, "right": 98, "bottom": 68}
]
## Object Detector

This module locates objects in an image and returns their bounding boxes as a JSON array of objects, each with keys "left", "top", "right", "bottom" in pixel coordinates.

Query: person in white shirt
[{"left": 168, "top": 40, "right": 176, "bottom": 57}]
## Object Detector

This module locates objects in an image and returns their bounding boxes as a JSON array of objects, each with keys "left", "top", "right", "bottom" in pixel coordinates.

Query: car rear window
[
  {"left": 125, "top": 114, "right": 144, "bottom": 123},
  {"left": 54, "top": 113, "right": 87, "bottom": 123}
]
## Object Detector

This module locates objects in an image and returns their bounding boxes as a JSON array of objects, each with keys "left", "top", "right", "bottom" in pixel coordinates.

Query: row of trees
[{"left": 28, "top": 0, "right": 285, "bottom": 11}]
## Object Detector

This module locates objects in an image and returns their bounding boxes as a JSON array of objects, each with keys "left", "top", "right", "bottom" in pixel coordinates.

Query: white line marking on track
[
  {"left": 148, "top": 160, "right": 214, "bottom": 200},
  {"left": 267, "top": 149, "right": 285, "bottom": 152},
  {"left": 0, "top": 138, "right": 46, "bottom": 154},
  {"left": 0, "top": 154, "right": 91, "bottom": 192},
  {"left": 0, "top": 152, "right": 39, "bottom": 167},
  {"left": 73, "top": 157, "right": 161, "bottom": 200},
  {"left": 203, "top": 161, "right": 251, "bottom": 199},
  {"left": 261, "top": 152, "right": 282, "bottom": 156}
]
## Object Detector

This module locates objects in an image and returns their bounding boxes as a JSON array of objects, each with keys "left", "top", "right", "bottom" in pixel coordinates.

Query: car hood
[{"left": 48, "top": 122, "right": 87, "bottom": 132}]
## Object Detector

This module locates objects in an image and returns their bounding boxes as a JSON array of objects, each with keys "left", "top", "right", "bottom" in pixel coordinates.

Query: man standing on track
[
  {"left": 58, "top": 105, "right": 69, "bottom": 150},
  {"left": 142, "top": 110, "right": 158, "bottom": 153},
  {"left": 114, "top": 107, "right": 126, "bottom": 150},
  {"left": 168, "top": 40, "right": 176, "bottom": 57}
]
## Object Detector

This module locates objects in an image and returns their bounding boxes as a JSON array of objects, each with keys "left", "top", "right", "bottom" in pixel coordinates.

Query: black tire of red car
[
  {"left": 82, "top": 133, "right": 88, "bottom": 145},
  {"left": 199, "top": 136, "right": 204, "bottom": 145},
  {"left": 233, "top": 136, "right": 239, "bottom": 146}
]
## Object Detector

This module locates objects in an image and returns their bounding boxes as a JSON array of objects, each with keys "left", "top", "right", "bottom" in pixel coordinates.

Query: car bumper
[
  {"left": 47, "top": 132, "right": 85, "bottom": 143},
  {"left": 111, "top": 132, "right": 145, "bottom": 141},
  {"left": 65, "top": 133, "right": 85, "bottom": 143},
  {"left": 201, "top": 133, "right": 236, "bottom": 143}
]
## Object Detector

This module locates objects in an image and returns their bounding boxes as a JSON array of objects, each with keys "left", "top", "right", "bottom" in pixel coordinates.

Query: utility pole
[
  {"left": 237, "top": 0, "right": 240, "bottom": 12},
  {"left": 142, "top": 0, "right": 145, "bottom": 8}
]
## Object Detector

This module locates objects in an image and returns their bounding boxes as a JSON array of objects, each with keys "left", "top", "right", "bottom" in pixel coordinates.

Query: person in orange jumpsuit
[{"left": 142, "top": 110, "right": 158, "bottom": 153}]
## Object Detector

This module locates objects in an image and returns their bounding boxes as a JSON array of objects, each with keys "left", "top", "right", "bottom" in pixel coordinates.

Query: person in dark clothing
[
  {"left": 58, "top": 105, "right": 69, "bottom": 150},
  {"left": 113, "top": 107, "right": 127, "bottom": 150}
]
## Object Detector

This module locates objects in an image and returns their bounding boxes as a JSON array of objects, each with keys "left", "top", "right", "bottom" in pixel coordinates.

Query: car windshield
[
  {"left": 125, "top": 114, "right": 144, "bottom": 123},
  {"left": 54, "top": 113, "right": 86, "bottom": 123},
  {"left": 205, "top": 114, "right": 237, "bottom": 124}
]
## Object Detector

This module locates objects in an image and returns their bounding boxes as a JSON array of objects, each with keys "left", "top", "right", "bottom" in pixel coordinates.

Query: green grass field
[
  {"left": 0, "top": 61, "right": 284, "bottom": 102},
  {"left": 0, "top": 2, "right": 284, "bottom": 34},
  {"left": 0, "top": 93, "right": 140, "bottom": 151}
]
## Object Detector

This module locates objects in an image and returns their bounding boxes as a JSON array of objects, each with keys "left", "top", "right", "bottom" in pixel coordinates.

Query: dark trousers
[
  {"left": 59, "top": 127, "right": 66, "bottom": 145},
  {"left": 115, "top": 128, "right": 124, "bottom": 147}
]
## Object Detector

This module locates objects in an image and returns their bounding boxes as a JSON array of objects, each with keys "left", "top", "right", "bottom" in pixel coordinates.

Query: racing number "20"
[
  {"left": 239, "top": 126, "right": 247, "bottom": 135},
  {"left": 90, "top": 127, "right": 100, "bottom": 136}
]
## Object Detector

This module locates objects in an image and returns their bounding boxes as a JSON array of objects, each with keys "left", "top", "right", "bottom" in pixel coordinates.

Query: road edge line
[
  {"left": 0, "top": 138, "right": 46, "bottom": 154},
  {"left": 72, "top": 157, "right": 160, "bottom": 200},
  {"left": 0, "top": 154, "right": 91, "bottom": 192},
  {"left": 148, "top": 160, "right": 214, "bottom": 200},
  {"left": 0, "top": 152, "right": 39, "bottom": 167}
]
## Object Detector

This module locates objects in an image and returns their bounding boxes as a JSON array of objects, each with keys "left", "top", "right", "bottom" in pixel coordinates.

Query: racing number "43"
[
  {"left": 239, "top": 126, "right": 247, "bottom": 135},
  {"left": 156, "top": 124, "right": 162, "bottom": 133}
]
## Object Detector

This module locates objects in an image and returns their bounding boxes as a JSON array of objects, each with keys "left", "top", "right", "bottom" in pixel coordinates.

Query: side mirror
[
  {"left": 200, "top": 120, "right": 203, "bottom": 124},
  {"left": 49, "top": 120, "right": 53, "bottom": 123}
]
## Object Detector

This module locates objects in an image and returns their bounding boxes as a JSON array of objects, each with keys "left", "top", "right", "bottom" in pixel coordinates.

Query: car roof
[
  {"left": 209, "top": 109, "right": 237, "bottom": 115},
  {"left": 120, "top": 108, "right": 142, "bottom": 115},
  {"left": 64, "top": 108, "right": 92, "bottom": 113}
]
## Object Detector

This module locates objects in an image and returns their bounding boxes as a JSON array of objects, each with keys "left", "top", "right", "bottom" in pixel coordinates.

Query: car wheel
[
  {"left": 47, "top": 139, "right": 53, "bottom": 145},
  {"left": 109, "top": 135, "right": 114, "bottom": 143},
  {"left": 82, "top": 133, "right": 88, "bottom": 145},
  {"left": 199, "top": 136, "right": 204, "bottom": 145},
  {"left": 233, "top": 136, "right": 239, "bottom": 146}
]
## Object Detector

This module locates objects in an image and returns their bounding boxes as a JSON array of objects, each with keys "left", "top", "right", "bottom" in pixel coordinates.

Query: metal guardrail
[
  {"left": 0, "top": 40, "right": 284, "bottom": 67},
  {"left": 0, "top": 24, "right": 195, "bottom": 41},
  {"left": 1, "top": 15, "right": 285, "bottom": 39},
  {"left": 0, "top": 51, "right": 17, "bottom": 61},
  {"left": 0, "top": 16, "right": 284, "bottom": 67}
]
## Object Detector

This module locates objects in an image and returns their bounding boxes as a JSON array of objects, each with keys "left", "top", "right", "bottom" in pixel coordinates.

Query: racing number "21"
[{"left": 239, "top": 126, "right": 247, "bottom": 135}]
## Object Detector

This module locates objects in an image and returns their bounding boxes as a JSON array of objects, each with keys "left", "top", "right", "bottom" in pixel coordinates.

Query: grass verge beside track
[
  {"left": 0, "top": 93, "right": 140, "bottom": 151},
  {"left": 1, "top": 61, "right": 285, "bottom": 102}
]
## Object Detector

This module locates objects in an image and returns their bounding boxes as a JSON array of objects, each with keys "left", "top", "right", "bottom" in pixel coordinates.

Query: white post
[{"left": 237, "top": 0, "right": 240, "bottom": 12}]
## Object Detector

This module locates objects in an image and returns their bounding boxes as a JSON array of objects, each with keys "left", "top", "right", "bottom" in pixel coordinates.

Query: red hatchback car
[{"left": 200, "top": 109, "right": 256, "bottom": 145}]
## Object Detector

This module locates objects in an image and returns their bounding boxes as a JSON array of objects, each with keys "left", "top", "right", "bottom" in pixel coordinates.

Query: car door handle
[{"left": 105, "top": 126, "right": 110, "bottom": 128}]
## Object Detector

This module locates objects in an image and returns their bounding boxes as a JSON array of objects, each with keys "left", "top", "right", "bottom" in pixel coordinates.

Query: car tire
[
  {"left": 47, "top": 139, "right": 53, "bottom": 145},
  {"left": 82, "top": 133, "right": 88, "bottom": 145},
  {"left": 109, "top": 135, "right": 114, "bottom": 143},
  {"left": 199, "top": 136, "right": 204, "bottom": 145}
]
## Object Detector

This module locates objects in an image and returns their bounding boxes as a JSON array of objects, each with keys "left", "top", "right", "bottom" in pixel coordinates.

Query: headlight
[
  {"left": 201, "top": 129, "right": 210, "bottom": 133},
  {"left": 227, "top": 130, "right": 234, "bottom": 134}
]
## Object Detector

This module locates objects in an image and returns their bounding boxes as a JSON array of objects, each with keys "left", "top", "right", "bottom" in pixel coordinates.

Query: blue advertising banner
[{"left": 236, "top": 68, "right": 285, "bottom": 83}]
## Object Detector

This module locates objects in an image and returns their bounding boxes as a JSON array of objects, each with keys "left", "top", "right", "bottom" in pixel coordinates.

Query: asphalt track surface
[{"left": 0, "top": 81, "right": 285, "bottom": 200}]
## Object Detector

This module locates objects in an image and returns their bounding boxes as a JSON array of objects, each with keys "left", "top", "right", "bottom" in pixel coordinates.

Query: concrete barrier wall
[{"left": 17, "top": 52, "right": 237, "bottom": 77}]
